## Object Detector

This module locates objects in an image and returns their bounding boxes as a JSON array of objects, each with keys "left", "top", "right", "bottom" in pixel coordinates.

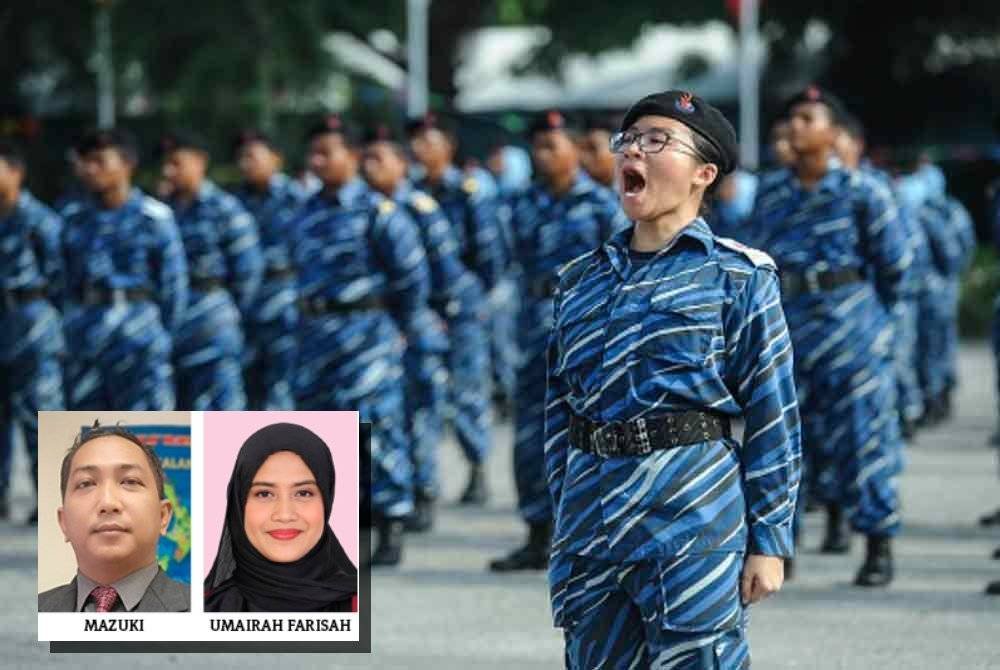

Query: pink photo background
[{"left": 203, "top": 411, "right": 360, "bottom": 576}]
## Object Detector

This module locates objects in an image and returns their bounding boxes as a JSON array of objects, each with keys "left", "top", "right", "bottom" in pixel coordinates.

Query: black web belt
[
  {"left": 528, "top": 276, "right": 559, "bottom": 299},
  {"left": 81, "top": 286, "right": 151, "bottom": 305},
  {"left": 779, "top": 268, "right": 863, "bottom": 300},
  {"left": 2, "top": 287, "right": 47, "bottom": 310},
  {"left": 299, "top": 295, "right": 384, "bottom": 316},
  {"left": 190, "top": 277, "right": 225, "bottom": 292},
  {"left": 569, "top": 411, "right": 731, "bottom": 458},
  {"left": 265, "top": 267, "right": 295, "bottom": 280}
]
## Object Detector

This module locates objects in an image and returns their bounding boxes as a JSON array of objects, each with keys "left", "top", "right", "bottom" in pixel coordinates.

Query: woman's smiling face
[
  {"left": 615, "top": 115, "right": 716, "bottom": 224},
  {"left": 244, "top": 451, "right": 326, "bottom": 563}
]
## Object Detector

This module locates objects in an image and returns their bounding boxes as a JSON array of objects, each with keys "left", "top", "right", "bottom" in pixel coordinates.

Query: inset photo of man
[{"left": 37, "top": 411, "right": 191, "bottom": 613}]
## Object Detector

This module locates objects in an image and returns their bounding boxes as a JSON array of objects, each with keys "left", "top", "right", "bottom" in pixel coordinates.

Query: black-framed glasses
[{"left": 609, "top": 129, "right": 704, "bottom": 160}]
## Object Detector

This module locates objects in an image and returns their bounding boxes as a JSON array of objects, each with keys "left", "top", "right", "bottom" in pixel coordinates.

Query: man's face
[
  {"left": 237, "top": 141, "right": 281, "bottom": 187},
  {"left": 787, "top": 102, "right": 837, "bottom": 154},
  {"left": 578, "top": 129, "right": 616, "bottom": 186},
  {"left": 531, "top": 129, "right": 579, "bottom": 182},
  {"left": 58, "top": 436, "right": 171, "bottom": 582},
  {"left": 80, "top": 147, "right": 133, "bottom": 195},
  {"left": 770, "top": 121, "right": 796, "bottom": 167},
  {"left": 408, "top": 129, "right": 452, "bottom": 174},
  {"left": 161, "top": 148, "right": 207, "bottom": 195},
  {"left": 0, "top": 158, "right": 24, "bottom": 202},
  {"left": 307, "top": 133, "right": 357, "bottom": 188},
  {"left": 362, "top": 141, "right": 408, "bottom": 194}
]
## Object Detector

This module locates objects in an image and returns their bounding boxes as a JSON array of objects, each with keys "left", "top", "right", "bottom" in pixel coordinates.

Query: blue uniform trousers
[{"left": 174, "top": 288, "right": 247, "bottom": 410}]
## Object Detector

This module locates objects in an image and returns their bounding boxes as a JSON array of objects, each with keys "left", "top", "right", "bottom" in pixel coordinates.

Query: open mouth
[{"left": 622, "top": 167, "right": 646, "bottom": 196}]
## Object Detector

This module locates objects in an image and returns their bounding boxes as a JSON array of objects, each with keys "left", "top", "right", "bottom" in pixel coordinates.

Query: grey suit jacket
[{"left": 38, "top": 568, "right": 190, "bottom": 612}]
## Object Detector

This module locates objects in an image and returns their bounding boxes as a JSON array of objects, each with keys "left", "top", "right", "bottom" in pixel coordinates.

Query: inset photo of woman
[{"left": 203, "top": 412, "right": 359, "bottom": 612}]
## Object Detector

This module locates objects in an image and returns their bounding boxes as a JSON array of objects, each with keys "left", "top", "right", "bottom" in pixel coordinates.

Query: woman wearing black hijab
[{"left": 205, "top": 422, "right": 358, "bottom": 612}]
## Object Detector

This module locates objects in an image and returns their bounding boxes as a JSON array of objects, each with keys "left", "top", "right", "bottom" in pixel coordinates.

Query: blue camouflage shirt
[
  {"left": 544, "top": 219, "right": 802, "bottom": 570},
  {"left": 168, "top": 180, "right": 264, "bottom": 313},
  {"left": 233, "top": 173, "right": 305, "bottom": 276},
  {"left": 414, "top": 165, "right": 503, "bottom": 290},
  {"left": 513, "top": 171, "right": 629, "bottom": 297},
  {"left": 1, "top": 190, "right": 64, "bottom": 302},
  {"left": 290, "top": 177, "right": 433, "bottom": 349},
  {"left": 63, "top": 188, "right": 188, "bottom": 332},
  {"left": 748, "top": 161, "right": 910, "bottom": 310},
  {"left": 917, "top": 194, "right": 976, "bottom": 280}
]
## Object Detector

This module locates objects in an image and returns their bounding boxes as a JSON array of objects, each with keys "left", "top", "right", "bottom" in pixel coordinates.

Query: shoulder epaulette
[{"left": 716, "top": 237, "right": 776, "bottom": 269}]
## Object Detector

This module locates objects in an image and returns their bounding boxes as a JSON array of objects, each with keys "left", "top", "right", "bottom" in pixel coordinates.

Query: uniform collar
[
  {"left": 390, "top": 179, "right": 415, "bottom": 203},
  {"left": 534, "top": 169, "right": 593, "bottom": 204},
  {"left": 316, "top": 176, "right": 367, "bottom": 208},
  {"left": 603, "top": 217, "right": 714, "bottom": 277}
]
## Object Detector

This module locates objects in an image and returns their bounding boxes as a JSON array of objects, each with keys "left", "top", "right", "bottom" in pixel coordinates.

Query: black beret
[
  {"left": 305, "top": 114, "right": 361, "bottom": 146},
  {"left": 527, "top": 109, "right": 580, "bottom": 138},
  {"left": 76, "top": 127, "right": 140, "bottom": 164},
  {"left": 159, "top": 129, "right": 210, "bottom": 158},
  {"left": 231, "top": 127, "right": 277, "bottom": 156},
  {"left": 363, "top": 122, "right": 402, "bottom": 146},
  {"left": 0, "top": 140, "right": 26, "bottom": 168},
  {"left": 783, "top": 85, "right": 850, "bottom": 125},
  {"left": 404, "top": 112, "right": 456, "bottom": 139},
  {"left": 619, "top": 90, "right": 738, "bottom": 174}
]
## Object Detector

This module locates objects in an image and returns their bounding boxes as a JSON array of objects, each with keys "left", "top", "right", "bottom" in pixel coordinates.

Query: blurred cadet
[
  {"left": 362, "top": 123, "right": 472, "bottom": 530},
  {"left": 0, "top": 140, "right": 65, "bottom": 523},
  {"left": 38, "top": 422, "right": 189, "bottom": 612},
  {"left": 578, "top": 113, "right": 618, "bottom": 188},
  {"left": 292, "top": 115, "right": 434, "bottom": 566},
  {"left": 231, "top": 129, "right": 305, "bottom": 410},
  {"left": 160, "top": 130, "right": 262, "bottom": 410},
  {"left": 408, "top": 113, "right": 501, "bottom": 502},
  {"left": 768, "top": 117, "right": 797, "bottom": 168},
  {"left": 546, "top": 91, "right": 799, "bottom": 669},
  {"left": 909, "top": 162, "right": 976, "bottom": 426},
  {"left": 837, "top": 115, "right": 927, "bottom": 438},
  {"left": 748, "top": 86, "right": 910, "bottom": 587},
  {"left": 489, "top": 109, "right": 628, "bottom": 573},
  {"left": 704, "top": 169, "right": 758, "bottom": 242},
  {"left": 485, "top": 140, "right": 530, "bottom": 420},
  {"left": 62, "top": 128, "right": 188, "bottom": 411},
  {"left": 54, "top": 147, "right": 91, "bottom": 220}
]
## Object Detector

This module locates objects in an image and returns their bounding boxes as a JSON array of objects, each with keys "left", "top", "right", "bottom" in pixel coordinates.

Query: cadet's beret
[
  {"left": 782, "top": 85, "right": 850, "bottom": 125},
  {"left": 76, "top": 127, "right": 140, "bottom": 164},
  {"left": 404, "top": 112, "right": 456, "bottom": 138},
  {"left": 231, "top": 128, "right": 277, "bottom": 155},
  {"left": 619, "top": 90, "right": 738, "bottom": 175},
  {"left": 305, "top": 114, "right": 361, "bottom": 146},
  {"left": 159, "top": 129, "right": 210, "bottom": 157},
  {"left": 528, "top": 109, "right": 580, "bottom": 137},
  {"left": 582, "top": 112, "right": 619, "bottom": 134},
  {"left": 363, "top": 123, "right": 402, "bottom": 146}
]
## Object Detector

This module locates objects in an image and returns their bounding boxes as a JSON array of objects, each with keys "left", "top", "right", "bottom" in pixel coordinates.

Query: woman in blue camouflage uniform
[{"left": 544, "top": 91, "right": 801, "bottom": 669}]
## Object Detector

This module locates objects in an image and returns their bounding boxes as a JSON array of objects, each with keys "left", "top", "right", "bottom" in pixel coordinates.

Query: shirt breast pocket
[
  {"left": 636, "top": 305, "right": 720, "bottom": 371},
  {"left": 554, "top": 298, "right": 610, "bottom": 394}
]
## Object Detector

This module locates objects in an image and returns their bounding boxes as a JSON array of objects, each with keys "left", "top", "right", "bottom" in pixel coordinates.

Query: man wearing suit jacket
[{"left": 38, "top": 423, "right": 189, "bottom": 612}]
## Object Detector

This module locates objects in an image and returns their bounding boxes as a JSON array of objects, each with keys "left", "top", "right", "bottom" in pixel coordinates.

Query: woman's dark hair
[{"left": 690, "top": 132, "right": 726, "bottom": 216}]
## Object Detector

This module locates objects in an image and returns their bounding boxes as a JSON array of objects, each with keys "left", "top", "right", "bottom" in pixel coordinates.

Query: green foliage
[{"left": 960, "top": 246, "right": 1000, "bottom": 339}]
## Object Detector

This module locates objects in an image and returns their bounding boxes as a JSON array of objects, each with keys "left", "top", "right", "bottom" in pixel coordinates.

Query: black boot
[
  {"left": 820, "top": 504, "right": 851, "bottom": 554},
  {"left": 987, "top": 580, "right": 1000, "bottom": 596},
  {"left": 404, "top": 493, "right": 434, "bottom": 533},
  {"left": 784, "top": 558, "right": 795, "bottom": 582},
  {"left": 854, "top": 535, "right": 893, "bottom": 587},
  {"left": 978, "top": 507, "right": 1000, "bottom": 527},
  {"left": 0, "top": 495, "right": 8, "bottom": 522},
  {"left": 459, "top": 464, "right": 488, "bottom": 505},
  {"left": 26, "top": 506, "right": 37, "bottom": 526},
  {"left": 368, "top": 517, "right": 405, "bottom": 567},
  {"left": 488, "top": 522, "right": 551, "bottom": 572},
  {"left": 992, "top": 546, "right": 1000, "bottom": 560}
]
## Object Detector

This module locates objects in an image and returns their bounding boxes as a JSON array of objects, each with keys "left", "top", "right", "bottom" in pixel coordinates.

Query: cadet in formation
[
  {"left": 0, "top": 141, "right": 65, "bottom": 523},
  {"left": 362, "top": 124, "right": 464, "bottom": 531},
  {"left": 490, "top": 109, "right": 628, "bottom": 573},
  {"left": 545, "top": 90, "right": 800, "bottom": 669},
  {"left": 290, "top": 116, "right": 433, "bottom": 566},
  {"left": 62, "top": 128, "right": 188, "bottom": 411},
  {"left": 408, "top": 114, "right": 499, "bottom": 504},
  {"left": 231, "top": 129, "right": 305, "bottom": 410},
  {"left": 748, "top": 87, "right": 910, "bottom": 586},
  {"left": 160, "top": 131, "right": 263, "bottom": 410}
]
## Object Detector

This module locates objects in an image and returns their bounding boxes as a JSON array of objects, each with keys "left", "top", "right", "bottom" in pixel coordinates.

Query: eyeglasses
[{"left": 609, "top": 129, "right": 705, "bottom": 161}]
